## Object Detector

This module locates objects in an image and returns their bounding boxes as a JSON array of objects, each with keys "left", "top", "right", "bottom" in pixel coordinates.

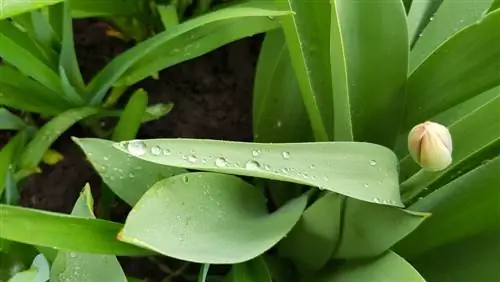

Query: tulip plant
[{"left": 1, "top": 0, "right": 500, "bottom": 281}]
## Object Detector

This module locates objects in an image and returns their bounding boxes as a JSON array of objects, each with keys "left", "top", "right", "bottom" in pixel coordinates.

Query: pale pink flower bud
[{"left": 408, "top": 121, "right": 452, "bottom": 171}]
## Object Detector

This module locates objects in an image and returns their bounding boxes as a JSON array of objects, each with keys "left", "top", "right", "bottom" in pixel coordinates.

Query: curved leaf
[
  {"left": 310, "top": 251, "right": 425, "bottom": 282},
  {"left": 113, "top": 138, "right": 403, "bottom": 207},
  {"left": 330, "top": 0, "right": 408, "bottom": 148},
  {"left": 0, "top": 108, "right": 25, "bottom": 131},
  {"left": 73, "top": 138, "right": 186, "bottom": 206},
  {"left": 0, "top": 204, "right": 150, "bottom": 256},
  {"left": 407, "top": 0, "right": 443, "bottom": 45},
  {"left": 396, "top": 155, "right": 500, "bottom": 259},
  {"left": 119, "top": 172, "right": 308, "bottom": 264},
  {"left": 274, "top": 0, "right": 332, "bottom": 141},
  {"left": 232, "top": 256, "right": 272, "bottom": 282},
  {"left": 410, "top": 0, "right": 493, "bottom": 71},
  {"left": 405, "top": 9, "right": 500, "bottom": 129},
  {"left": 87, "top": 1, "right": 291, "bottom": 105},
  {"left": 253, "top": 29, "right": 311, "bottom": 143},
  {"left": 0, "top": 0, "right": 63, "bottom": 19}
]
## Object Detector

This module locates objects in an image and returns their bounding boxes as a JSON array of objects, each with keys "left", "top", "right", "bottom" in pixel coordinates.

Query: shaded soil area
[{"left": 17, "top": 19, "right": 262, "bottom": 281}]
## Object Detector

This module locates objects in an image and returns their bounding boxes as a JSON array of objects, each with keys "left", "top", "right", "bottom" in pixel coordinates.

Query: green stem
[
  {"left": 401, "top": 169, "right": 439, "bottom": 204},
  {"left": 102, "top": 85, "right": 128, "bottom": 108}
]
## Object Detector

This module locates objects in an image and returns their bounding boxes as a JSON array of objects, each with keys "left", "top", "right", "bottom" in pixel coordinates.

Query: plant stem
[{"left": 401, "top": 169, "right": 439, "bottom": 204}]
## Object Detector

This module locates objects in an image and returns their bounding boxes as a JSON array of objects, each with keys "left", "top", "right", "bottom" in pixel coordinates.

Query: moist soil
[{"left": 17, "top": 19, "right": 263, "bottom": 281}]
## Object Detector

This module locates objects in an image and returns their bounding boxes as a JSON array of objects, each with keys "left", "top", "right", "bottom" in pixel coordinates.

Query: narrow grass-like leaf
[
  {"left": 51, "top": 186, "right": 127, "bottom": 282},
  {"left": 410, "top": 0, "right": 493, "bottom": 72},
  {"left": 278, "top": 192, "right": 342, "bottom": 274},
  {"left": 158, "top": 4, "right": 180, "bottom": 28},
  {"left": 0, "top": 204, "right": 150, "bottom": 256},
  {"left": 405, "top": 9, "right": 500, "bottom": 129},
  {"left": 489, "top": 0, "right": 500, "bottom": 12},
  {"left": 310, "top": 251, "right": 425, "bottom": 282},
  {"left": 396, "top": 155, "right": 500, "bottom": 259},
  {"left": 73, "top": 138, "right": 186, "bottom": 206},
  {"left": 88, "top": 1, "right": 290, "bottom": 105},
  {"left": 31, "top": 10, "right": 60, "bottom": 53},
  {"left": 253, "top": 29, "right": 311, "bottom": 143},
  {"left": 70, "top": 0, "right": 140, "bottom": 18},
  {"left": 111, "top": 89, "right": 148, "bottom": 142},
  {"left": 0, "top": 0, "right": 63, "bottom": 19},
  {"left": 330, "top": 0, "right": 408, "bottom": 147},
  {"left": 114, "top": 138, "right": 403, "bottom": 207},
  {"left": 0, "top": 131, "right": 28, "bottom": 197},
  {"left": 0, "top": 109, "right": 26, "bottom": 130},
  {"left": 407, "top": 0, "right": 443, "bottom": 45},
  {"left": 0, "top": 21, "right": 60, "bottom": 91},
  {"left": 19, "top": 107, "right": 100, "bottom": 169},
  {"left": 119, "top": 172, "right": 308, "bottom": 264},
  {"left": 232, "top": 256, "right": 272, "bottom": 282},
  {"left": 333, "top": 198, "right": 428, "bottom": 259},
  {"left": 274, "top": 0, "right": 332, "bottom": 141}
]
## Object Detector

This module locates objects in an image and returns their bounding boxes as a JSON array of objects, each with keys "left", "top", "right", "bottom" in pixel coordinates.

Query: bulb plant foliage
[{"left": 1, "top": 0, "right": 500, "bottom": 281}]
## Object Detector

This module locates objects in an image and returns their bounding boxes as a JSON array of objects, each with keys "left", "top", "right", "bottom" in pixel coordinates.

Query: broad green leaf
[
  {"left": 0, "top": 108, "right": 26, "bottom": 130},
  {"left": 407, "top": 0, "right": 443, "bottom": 45},
  {"left": 410, "top": 0, "right": 493, "bottom": 72},
  {"left": 0, "top": 65, "right": 69, "bottom": 115},
  {"left": 119, "top": 172, "right": 308, "bottom": 263},
  {"left": 409, "top": 231, "right": 500, "bottom": 282},
  {"left": 0, "top": 20, "right": 60, "bottom": 91},
  {"left": 398, "top": 85, "right": 500, "bottom": 180},
  {"left": 0, "top": 0, "right": 63, "bottom": 19},
  {"left": 489, "top": 0, "right": 500, "bottom": 12},
  {"left": 70, "top": 0, "right": 140, "bottom": 18},
  {"left": 7, "top": 254, "right": 49, "bottom": 282},
  {"left": 278, "top": 192, "right": 342, "bottom": 274},
  {"left": 111, "top": 89, "right": 148, "bottom": 142},
  {"left": 232, "top": 256, "right": 272, "bottom": 282},
  {"left": 51, "top": 186, "right": 127, "bottom": 282},
  {"left": 310, "top": 251, "right": 425, "bottom": 282},
  {"left": 396, "top": 155, "right": 500, "bottom": 258},
  {"left": 0, "top": 204, "right": 150, "bottom": 256},
  {"left": 7, "top": 269, "right": 38, "bottom": 282},
  {"left": 274, "top": 0, "right": 332, "bottom": 141},
  {"left": 401, "top": 93, "right": 500, "bottom": 200},
  {"left": 330, "top": 0, "right": 408, "bottom": 148},
  {"left": 113, "top": 138, "right": 403, "bottom": 207},
  {"left": 73, "top": 138, "right": 186, "bottom": 206},
  {"left": 334, "top": 198, "right": 428, "bottom": 259},
  {"left": 253, "top": 29, "right": 312, "bottom": 143},
  {"left": 19, "top": 107, "right": 100, "bottom": 170},
  {"left": 87, "top": 1, "right": 291, "bottom": 105},
  {"left": 405, "top": 9, "right": 500, "bottom": 129}
]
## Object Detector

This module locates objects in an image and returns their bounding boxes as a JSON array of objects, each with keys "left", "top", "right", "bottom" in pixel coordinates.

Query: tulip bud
[{"left": 408, "top": 121, "right": 452, "bottom": 171}]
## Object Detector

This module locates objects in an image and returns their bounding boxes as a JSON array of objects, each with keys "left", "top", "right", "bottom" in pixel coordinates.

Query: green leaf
[
  {"left": 396, "top": 155, "right": 500, "bottom": 259},
  {"left": 73, "top": 138, "right": 186, "bottom": 206},
  {"left": 0, "top": 253, "right": 27, "bottom": 281},
  {"left": 407, "top": 0, "right": 443, "bottom": 45},
  {"left": 405, "top": 9, "right": 500, "bottom": 129},
  {"left": 252, "top": 29, "right": 311, "bottom": 143},
  {"left": 198, "top": 264, "right": 210, "bottom": 282},
  {"left": 278, "top": 192, "right": 342, "bottom": 274},
  {"left": 51, "top": 186, "right": 127, "bottom": 282},
  {"left": 19, "top": 107, "right": 100, "bottom": 170},
  {"left": 7, "top": 269, "right": 38, "bottom": 282},
  {"left": 111, "top": 89, "right": 148, "bottom": 142},
  {"left": 410, "top": 0, "right": 493, "bottom": 72},
  {"left": 114, "top": 138, "right": 403, "bottom": 207},
  {"left": 401, "top": 92, "right": 500, "bottom": 200},
  {"left": 8, "top": 254, "right": 49, "bottom": 282},
  {"left": 330, "top": 0, "right": 408, "bottom": 148},
  {"left": 409, "top": 231, "right": 500, "bottom": 282},
  {"left": 310, "top": 251, "right": 425, "bottom": 282},
  {"left": 0, "top": 108, "right": 26, "bottom": 130},
  {"left": 0, "top": 204, "right": 150, "bottom": 256},
  {"left": 87, "top": 1, "right": 290, "bottom": 105},
  {"left": 0, "top": 131, "right": 29, "bottom": 197},
  {"left": 0, "top": 20, "right": 60, "bottom": 92},
  {"left": 232, "top": 256, "right": 272, "bottom": 282},
  {"left": 333, "top": 198, "right": 428, "bottom": 259},
  {"left": 70, "top": 0, "right": 140, "bottom": 18},
  {"left": 119, "top": 172, "right": 308, "bottom": 263},
  {"left": 274, "top": 0, "right": 332, "bottom": 141},
  {"left": 489, "top": 0, "right": 500, "bottom": 12},
  {"left": 0, "top": 0, "right": 63, "bottom": 19}
]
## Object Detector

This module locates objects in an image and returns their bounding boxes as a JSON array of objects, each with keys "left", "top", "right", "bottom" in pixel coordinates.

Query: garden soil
[{"left": 18, "top": 19, "right": 262, "bottom": 281}]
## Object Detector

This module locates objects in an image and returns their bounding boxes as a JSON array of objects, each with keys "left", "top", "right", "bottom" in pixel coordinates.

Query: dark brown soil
[{"left": 17, "top": 19, "right": 262, "bottom": 281}]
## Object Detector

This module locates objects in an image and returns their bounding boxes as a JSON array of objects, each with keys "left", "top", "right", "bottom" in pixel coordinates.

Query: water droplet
[
  {"left": 363, "top": 183, "right": 369, "bottom": 188},
  {"left": 245, "top": 160, "right": 261, "bottom": 170},
  {"left": 276, "top": 120, "right": 282, "bottom": 128},
  {"left": 187, "top": 155, "right": 197, "bottom": 163},
  {"left": 267, "top": 16, "right": 275, "bottom": 20},
  {"left": 163, "top": 149, "right": 171, "bottom": 155},
  {"left": 215, "top": 157, "right": 227, "bottom": 167},
  {"left": 252, "top": 149, "right": 260, "bottom": 157},
  {"left": 281, "top": 151, "right": 290, "bottom": 159},
  {"left": 182, "top": 176, "right": 189, "bottom": 183},
  {"left": 150, "top": 145, "right": 162, "bottom": 156},
  {"left": 103, "top": 156, "right": 109, "bottom": 161},
  {"left": 373, "top": 197, "right": 381, "bottom": 203},
  {"left": 323, "top": 176, "right": 329, "bottom": 181},
  {"left": 127, "top": 140, "right": 146, "bottom": 156},
  {"left": 309, "top": 164, "right": 316, "bottom": 169},
  {"left": 429, "top": 16, "right": 435, "bottom": 21},
  {"left": 264, "top": 165, "right": 271, "bottom": 170},
  {"left": 369, "top": 160, "right": 377, "bottom": 166},
  {"left": 128, "top": 173, "right": 135, "bottom": 178}
]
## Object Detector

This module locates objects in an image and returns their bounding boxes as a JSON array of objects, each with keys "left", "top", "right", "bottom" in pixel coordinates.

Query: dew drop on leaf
[
  {"left": 245, "top": 160, "right": 261, "bottom": 170},
  {"left": 369, "top": 160, "right": 377, "bottom": 166},
  {"left": 252, "top": 149, "right": 260, "bottom": 157},
  {"left": 215, "top": 157, "right": 227, "bottom": 167},
  {"left": 163, "top": 149, "right": 171, "bottom": 155},
  {"left": 127, "top": 140, "right": 146, "bottom": 156},
  {"left": 150, "top": 145, "right": 162, "bottom": 156},
  {"left": 187, "top": 155, "right": 197, "bottom": 163},
  {"left": 373, "top": 197, "right": 381, "bottom": 203},
  {"left": 281, "top": 151, "right": 290, "bottom": 159}
]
